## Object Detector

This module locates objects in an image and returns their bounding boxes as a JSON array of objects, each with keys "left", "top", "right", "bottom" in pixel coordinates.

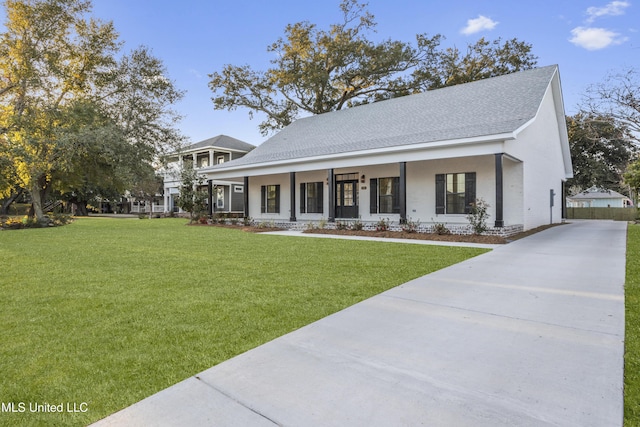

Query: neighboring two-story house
[{"left": 160, "top": 135, "right": 255, "bottom": 214}]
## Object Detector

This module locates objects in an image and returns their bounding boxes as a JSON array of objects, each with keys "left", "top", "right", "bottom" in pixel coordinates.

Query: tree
[
  {"left": 0, "top": 0, "right": 120, "bottom": 223},
  {"left": 566, "top": 113, "right": 636, "bottom": 194},
  {"left": 0, "top": 0, "right": 184, "bottom": 222},
  {"left": 128, "top": 165, "right": 163, "bottom": 219},
  {"left": 586, "top": 67, "right": 640, "bottom": 145},
  {"left": 175, "top": 165, "right": 208, "bottom": 223},
  {"left": 209, "top": 0, "right": 537, "bottom": 135}
]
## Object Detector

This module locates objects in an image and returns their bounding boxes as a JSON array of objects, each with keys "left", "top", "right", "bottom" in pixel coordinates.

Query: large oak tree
[
  {"left": 0, "top": 0, "right": 183, "bottom": 222},
  {"left": 209, "top": 0, "right": 537, "bottom": 135}
]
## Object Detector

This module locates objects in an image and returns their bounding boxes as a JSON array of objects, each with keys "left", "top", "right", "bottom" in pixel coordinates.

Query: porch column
[
  {"left": 243, "top": 176, "right": 249, "bottom": 218},
  {"left": 290, "top": 172, "right": 297, "bottom": 222},
  {"left": 192, "top": 153, "right": 197, "bottom": 168},
  {"left": 328, "top": 168, "right": 335, "bottom": 222},
  {"left": 209, "top": 150, "right": 214, "bottom": 168},
  {"left": 207, "top": 180, "right": 213, "bottom": 216},
  {"left": 561, "top": 180, "right": 567, "bottom": 220},
  {"left": 494, "top": 153, "right": 504, "bottom": 228},
  {"left": 164, "top": 188, "right": 170, "bottom": 213},
  {"left": 399, "top": 162, "right": 407, "bottom": 224}
]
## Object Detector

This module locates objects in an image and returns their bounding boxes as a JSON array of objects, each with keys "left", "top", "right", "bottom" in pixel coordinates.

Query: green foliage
[
  {"left": 626, "top": 225, "right": 640, "bottom": 424},
  {"left": 208, "top": 0, "right": 536, "bottom": 135},
  {"left": 431, "top": 219, "right": 451, "bottom": 235},
  {"left": 175, "top": 166, "right": 208, "bottom": 223},
  {"left": 401, "top": 217, "right": 420, "bottom": 233},
  {"left": 0, "top": 0, "right": 184, "bottom": 221},
  {"left": 375, "top": 217, "right": 390, "bottom": 231},
  {"left": 0, "top": 217, "right": 487, "bottom": 425},
  {"left": 351, "top": 218, "right": 364, "bottom": 230},
  {"left": 566, "top": 113, "right": 636, "bottom": 195},
  {"left": 467, "top": 198, "right": 490, "bottom": 235}
]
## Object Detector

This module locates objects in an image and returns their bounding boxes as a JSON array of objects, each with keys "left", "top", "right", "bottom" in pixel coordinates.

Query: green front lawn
[
  {"left": 0, "top": 217, "right": 487, "bottom": 426},
  {"left": 627, "top": 224, "right": 640, "bottom": 425}
]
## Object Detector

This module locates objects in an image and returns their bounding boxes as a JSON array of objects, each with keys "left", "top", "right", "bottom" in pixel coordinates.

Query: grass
[
  {"left": 627, "top": 224, "right": 640, "bottom": 425},
  {"left": 0, "top": 217, "right": 487, "bottom": 426}
]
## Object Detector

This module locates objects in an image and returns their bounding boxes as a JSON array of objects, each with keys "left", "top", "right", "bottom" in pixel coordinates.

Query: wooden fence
[{"left": 566, "top": 207, "right": 638, "bottom": 221}]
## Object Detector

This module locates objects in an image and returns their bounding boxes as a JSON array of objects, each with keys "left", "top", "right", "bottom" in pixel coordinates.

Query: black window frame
[
  {"left": 260, "top": 184, "right": 280, "bottom": 214},
  {"left": 370, "top": 177, "right": 400, "bottom": 214},
  {"left": 435, "top": 172, "right": 476, "bottom": 214},
  {"left": 300, "top": 182, "right": 323, "bottom": 214}
]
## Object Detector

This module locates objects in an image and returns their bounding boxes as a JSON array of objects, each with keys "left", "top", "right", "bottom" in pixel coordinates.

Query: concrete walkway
[{"left": 93, "top": 220, "right": 626, "bottom": 427}]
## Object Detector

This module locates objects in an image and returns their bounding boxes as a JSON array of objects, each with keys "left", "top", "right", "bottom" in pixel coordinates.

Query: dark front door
[{"left": 335, "top": 180, "right": 358, "bottom": 218}]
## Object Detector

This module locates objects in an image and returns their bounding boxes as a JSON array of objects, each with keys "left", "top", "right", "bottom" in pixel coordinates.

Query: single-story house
[
  {"left": 567, "top": 186, "right": 633, "bottom": 208},
  {"left": 200, "top": 65, "right": 573, "bottom": 235},
  {"left": 159, "top": 135, "right": 255, "bottom": 214}
]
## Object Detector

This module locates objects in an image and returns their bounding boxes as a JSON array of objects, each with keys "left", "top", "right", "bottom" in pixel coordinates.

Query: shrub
[
  {"left": 3, "top": 217, "right": 24, "bottom": 229},
  {"left": 336, "top": 220, "right": 347, "bottom": 230},
  {"left": 230, "top": 217, "right": 239, "bottom": 226},
  {"left": 351, "top": 218, "right": 364, "bottom": 230},
  {"left": 376, "top": 218, "right": 390, "bottom": 232},
  {"left": 243, "top": 216, "right": 252, "bottom": 226},
  {"left": 318, "top": 217, "right": 327, "bottom": 229},
  {"left": 401, "top": 217, "right": 420, "bottom": 233},
  {"left": 467, "top": 198, "right": 490, "bottom": 235}
]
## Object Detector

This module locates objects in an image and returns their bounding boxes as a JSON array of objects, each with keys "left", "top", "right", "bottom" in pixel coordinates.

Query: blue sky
[{"left": 20, "top": 1, "right": 640, "bottom": 146}]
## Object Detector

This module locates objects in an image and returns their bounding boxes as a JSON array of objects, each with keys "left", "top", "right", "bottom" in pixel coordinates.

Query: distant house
[
  {"left": 201, "top": 65, "right": 573, "bottom": 235},
  {"left": 159, "top": 135, "right": 255, "bottom": 214},
  {"left": 567, "top": 186, "right": 633, "bottom": 208}
]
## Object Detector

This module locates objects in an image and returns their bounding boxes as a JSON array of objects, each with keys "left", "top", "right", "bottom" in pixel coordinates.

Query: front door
[{"left": 335, "top": 179, "right": 358, "bottom": 218}]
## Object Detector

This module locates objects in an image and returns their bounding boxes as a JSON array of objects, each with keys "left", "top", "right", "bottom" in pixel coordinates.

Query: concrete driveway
[{"left": 93, "top": 220, "right": 626, "bottom": 426}]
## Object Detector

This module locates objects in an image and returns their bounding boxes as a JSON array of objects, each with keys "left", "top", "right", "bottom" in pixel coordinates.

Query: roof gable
[
  {"left": 181, "top": 135, "right": 255, "bottom": 153},
  {"left": 212, "top": 65, "right": 561, "bottom": 170}
]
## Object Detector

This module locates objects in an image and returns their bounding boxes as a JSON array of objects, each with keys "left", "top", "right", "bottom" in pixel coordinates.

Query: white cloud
[
  {"left": 569, "top": 26, "right": 628, "bottom": 49},
  {"left": 586, "top": 1, "right": 631, "bottom": 23},
  {"left": 188, "top": 69, "right": 203, "bottom": 79},
  {"left": 460, "top": 15, "right": 498, "bottom": 35}
]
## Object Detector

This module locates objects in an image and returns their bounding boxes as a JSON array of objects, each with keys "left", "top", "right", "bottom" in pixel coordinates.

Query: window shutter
[
  {"left": 370, "top": 178, "right": 378, "bottom": 214},
  {"left": 260, "top": 186, "right": 266, "bottom": 213},
  {"left": 316, "top": 183, "right": 324, "bottom": 214},
  {"left": 435, "top": 174, "right": 445, "bottom": 214},
  {"left": 300, "top": 183, "right": 306, "bottom": 214},
  {"left": 392, "top": 177, "right": 400, "bottom": 213},
  {"left": 275, "top": 185, "right": 280, "bottom": 213},
  {"left": 464, "top": 172, "right": 476, "bottom": 214}
]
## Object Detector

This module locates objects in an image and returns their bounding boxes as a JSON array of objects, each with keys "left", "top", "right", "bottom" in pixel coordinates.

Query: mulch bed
[
  {"left": 303, "top": 228, "right": 508, "bottom": 244},
  {"left": 191, "top": 221, "right": 564, "bottom": 243}
]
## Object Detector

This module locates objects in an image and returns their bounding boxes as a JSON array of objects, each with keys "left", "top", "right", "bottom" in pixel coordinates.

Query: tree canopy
[
  {"left": 566, "top": 113, "right": 637, "bottom": 195},
  {"left": 209, "top": 0, "right": 537, "bottom": 135},
  {"left": 0, "top": 0, "right": 184, "bottom": 221}
]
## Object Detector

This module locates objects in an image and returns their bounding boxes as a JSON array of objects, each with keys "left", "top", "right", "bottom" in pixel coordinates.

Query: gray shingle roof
[
  {"left": 211, "top": 65, "right": 559, "bottom": 169},
  {"left": 568, "top": 187, "right": 628, "bottom": 200},
  {"left": 183, "top": 135, "right": 255, "bottom": 152}
]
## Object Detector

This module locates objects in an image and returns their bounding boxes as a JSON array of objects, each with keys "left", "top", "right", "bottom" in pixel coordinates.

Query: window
[
  {"left": 300, "top": 182, "right": 323, "bottom": 214},
  {"left": 216, "top": 188, "right": 224, "bottom": 209},
  {"left": 370, "top": 177, "right": 400, "bottom": 214},
  {"left": 435, "top": 172, "right": 476, "bottom": 214},
  {"left": 261, "top": 185, "right": 280, "bottom": 213},
  {"left": 217, "top": 155, "right": 225, "bottom": 164}
]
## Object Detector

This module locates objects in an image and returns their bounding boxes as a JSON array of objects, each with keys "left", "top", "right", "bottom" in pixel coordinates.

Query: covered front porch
[{"left": 234, "top": 153, "right": 524, "bottom": 236}]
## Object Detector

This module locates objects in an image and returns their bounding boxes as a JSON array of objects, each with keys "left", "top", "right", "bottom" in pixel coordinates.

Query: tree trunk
[
  {"left": 1, "top": 188, "right": 24, "bottom": 215},
  {"left": 29, "top": 175, "right": 49, "bottom": 224},
  {"left": 67, "top": 196, "right": 89, "bottom": 216},
  {"left": 30, "top": 183, "right": 45, "bottom": 222}
]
